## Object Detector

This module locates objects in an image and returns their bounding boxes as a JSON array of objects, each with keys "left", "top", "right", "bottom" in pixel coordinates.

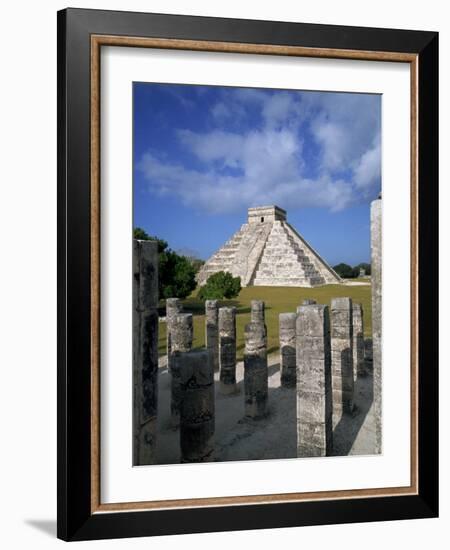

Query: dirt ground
[{"left": 155, "top": 353, "right": 376, "bottom": 465}]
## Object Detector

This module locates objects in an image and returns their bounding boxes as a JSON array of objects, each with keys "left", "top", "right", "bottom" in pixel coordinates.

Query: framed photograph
[{"left": 57, "top": 8, "right": 438, "bottom": 541}]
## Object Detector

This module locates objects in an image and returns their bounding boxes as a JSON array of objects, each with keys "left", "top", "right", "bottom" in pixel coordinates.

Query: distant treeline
[{"left": 332, "top": 262, "right": 371, "bottom": 279}]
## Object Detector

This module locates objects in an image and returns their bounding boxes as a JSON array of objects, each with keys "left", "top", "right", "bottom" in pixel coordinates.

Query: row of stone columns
[
  {"left": 175, "top": 299, "right": 269, "bottom": 406},
  {"left": 136, "top": 262, "right": 370, "bottom": 463},
  {"left": 134, "top": 193, "right": 382, "bottom": 463},
  {"left": 165, "top": 299, "right": 271, "bottom": 462},
  {"left": 285, "top": 297, "right": 368, "bottom": 457},
  {"left": 200, "top": 299, "right": 270, "bottom": 419},
  {"left": 168, "top": 296, "right": 368, "bottom": 460}
]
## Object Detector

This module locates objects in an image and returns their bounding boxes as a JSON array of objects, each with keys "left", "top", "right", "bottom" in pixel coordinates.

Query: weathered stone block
[
  {"left": 371, "top": 198, "right": 382, "bottom": 453},
  {"left": 352, "top": 302, "right": 365, "bottom": 379},
  {"left": 244, "top": 322, "right": 268, "bottom": 418},
  {"left": 331, "top": 297, "right": 354, "bottom": 421},
  {"left": 133, "top": 240, "right": 159, "bottom": 466},
  {"left": 136, "top": 240, "right": 159, "bottom": 311},
  {"left": 251, "top": 300, "right": 265, "bottom": 325},
  {"left": 364, "top": 337, "right": 373, "bottom": 374},
  {"left": 219, "top": 307, "right": 238, "bottom": 394},
  {"left": 296, "top": 305, "right": 330, "bottom": 336},
  {"left": 205, "top": 300, "right": 219, "bottom": 372},
  {"left": 296, "top": 304, "right": 332, "bottom": 457},
  {"left": 170, "top": 313, "right": 193, "bottom": 427},
  {"left": 296, "top": 390, "right": 330, "bottom": 424},
  {"left": 296, "top": 335, "right": 328, "bottom": 358},
  {"left": 166, "top": 298, "right": 183, "bottom": 373},
  {"left": 179, "top": 350, "right": 215, "bottom": 463}
]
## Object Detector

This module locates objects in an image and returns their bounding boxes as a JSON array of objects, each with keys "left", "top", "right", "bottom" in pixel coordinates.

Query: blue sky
[{"left": 133, "top": 83, "right": 381, "bottom": 266}]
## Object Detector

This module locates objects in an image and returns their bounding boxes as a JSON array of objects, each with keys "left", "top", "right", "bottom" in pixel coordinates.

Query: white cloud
[
  {"left": 353, "top": 139, "right": 381, "bottom": 191},
  {"left": 138, "top": 147, "right": 353, "bottom": 215},
  {"left": 210, "top": 101, "right": 231, "bottom": 120},
  {"left": 138, "top": 88, "right": 381, "bottom": 214},
  {"left": 312, "top": 120, "right": 348, "bottom": 171},
  {"left": 177, "top": 129, "right": 244, "bottom": 168}
]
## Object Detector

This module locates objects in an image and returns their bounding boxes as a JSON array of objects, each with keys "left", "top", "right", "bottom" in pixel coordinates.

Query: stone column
[
  {"left": 364, "top": 337, "right": 373, "bottom": 374},
  {"left": 279, "top": 313, "right": 297, "bottom": 388},
  {"left": 331, "top": 297, "right": 354, "bottom": 422},
  {"left": 205, "top": 300, "right": 219, "bottom": 372},
  {"left": 170, "top": 313, "right": 193, "bottom": 427},
  {"left": 352, "top": 302, "right": 365, "bottom": 380},
  {"left": 251, "top": 300, "right": 265, "bottom": 325},
  {"left": 244, "top": 322, "right": 268, "bottom": 418},
  {"left": 371, "top": 196, "right": 382, "bottom": 453},
  {"left": 166, "top": 298, "right": 183, "bottom": 373},
  {"left": 296, "top": 304, "right": 333, "bottom": 457},
  {"left": 219, "top": 307, "right": 237, "bottom": 394},
  {"left": 133, "top": 240, "right": 159, "bottom": 465},
  {"left": 179, "top": 350, "right": 215, "bottom": 463},
  {"left": 297, "top": 300, "right": 317, "bottom": 314}
]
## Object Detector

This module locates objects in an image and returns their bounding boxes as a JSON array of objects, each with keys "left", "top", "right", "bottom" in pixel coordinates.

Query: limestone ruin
[
  {"left": 133, "top": 196, "right": 381, "bottom": 465},
  {"left": 197, "top": 206, "right": 341, "bottom": 288},
  {"left": 296, "top": 304, "right": 333, "bottom": 457},
  {"left": 179, "top": 349, "right": 215, "bottom": 463},
  {"left": 244, "top": 321, "right": 269, "bottom": 419},
  {"left": 371, "top": 196, "right": 382, "bottom": 453},
  {"left": 133, "top": 240, "right": 159, "bottom": 465}
]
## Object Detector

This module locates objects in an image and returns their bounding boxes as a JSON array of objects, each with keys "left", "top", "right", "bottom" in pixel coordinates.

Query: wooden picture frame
[{"left": 57, "top": 8, "right": 438, "bottom": 541}]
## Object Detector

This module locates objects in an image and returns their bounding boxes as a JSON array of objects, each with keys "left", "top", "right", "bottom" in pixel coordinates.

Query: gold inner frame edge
[{"left": 90, "top": 34, "right": 419, "bottom": 514}]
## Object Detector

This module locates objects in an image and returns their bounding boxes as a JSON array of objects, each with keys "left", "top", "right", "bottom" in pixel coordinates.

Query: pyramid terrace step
[{"left": 198, "top": 209, "right": 339, "bottom": 288}]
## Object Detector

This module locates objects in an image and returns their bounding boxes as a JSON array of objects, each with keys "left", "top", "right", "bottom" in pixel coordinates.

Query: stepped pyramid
[{"left": 197, "top": 206, "right": 341, "bottom": 287}]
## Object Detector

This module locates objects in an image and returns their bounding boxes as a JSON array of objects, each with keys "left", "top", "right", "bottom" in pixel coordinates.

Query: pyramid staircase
[
  {"left": 251, "top": 222, "right": 325, "bottom": 286},
  {"left": 196, "top": 226, "right": 246, "bottom": 283}
]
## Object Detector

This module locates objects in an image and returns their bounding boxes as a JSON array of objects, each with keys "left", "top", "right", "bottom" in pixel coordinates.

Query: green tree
[
  {"left": 133, "top": 227, "right": 168, "bottom": 253},
  {"left": 198, "top": 271, "right": 241, "bottom": 300},
  {"left": 333, "top": 262, "right": 355, "bottom": 278},
  {"left": 159, "top": 251, "right": 197, "bottom": 300},
  {"left": 133, "top": 227, "right": 196, "bottom": 299}
]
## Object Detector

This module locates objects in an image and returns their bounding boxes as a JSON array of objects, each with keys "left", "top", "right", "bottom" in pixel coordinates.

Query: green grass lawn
[{"left": 158, "top": 284, "right": 372, "bottom": 360}]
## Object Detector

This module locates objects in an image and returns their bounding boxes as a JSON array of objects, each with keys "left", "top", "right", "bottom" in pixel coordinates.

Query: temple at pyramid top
[
  {"left": 247, "top": 205, "right": 286, "bottom": 224},
  {"left": 197, "top": 206, "right": 341, "bottom": 288}
]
